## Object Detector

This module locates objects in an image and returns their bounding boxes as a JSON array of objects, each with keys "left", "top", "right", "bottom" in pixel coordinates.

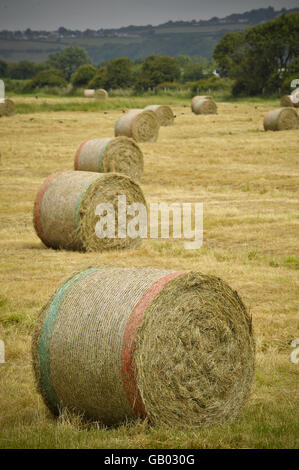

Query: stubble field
[{"left": 0, "top": 96, "right": 298, "bottom": 448}]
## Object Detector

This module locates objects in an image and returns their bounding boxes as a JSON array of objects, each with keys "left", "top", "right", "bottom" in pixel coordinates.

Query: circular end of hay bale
[
  {"left": 32, "top": 268, "right": 255, "bottom": 427},
  {"left": 0, "top": 98, "right": 16, "bottom": 117},
  {"left": 103, "top": 137, "right": 144, "bottom": 181},
  {"left": 33, "top": 171, "right": 147, "bottom": 251},
  {"left": 83, "top": 89, "right": 95, "bottom": 98},
  {"left": 144, "top": 105, "right": 174, "bottom": 126},
  {"left": 191, "top": 96, "right": 217, "bottom": 115},
  {"left": 263, "top": 107, "right": 299, "bottom": 131},
  {"left": 115, "top": 109, "right": 159, "bottom": 142},
  {"left": 75, "top": 137, "right": 144, "bottom": 181},
  {"left": 95, "top": 89, "right": 108, "bottom": 100},
  {"left": 135, "top": 271, "right": 255, "bottom": 427}
]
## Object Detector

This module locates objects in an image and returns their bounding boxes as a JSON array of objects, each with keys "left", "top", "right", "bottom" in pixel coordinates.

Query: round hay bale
[
  {"left": 0, "top": 98, "right": 16, "bottom": 117},
  {"left": 144, "top": 105, "right": 174, "bottom": 126},
  {"left": 95, "top": 88, "right": 108, "bottom": 100},
  {"left": 263, "top": 107, "right": 299, "bottom": 131},
  {"left": 74, "top": 136, "right": 144, "bottom": 181},
  {"left": 33, "top": 171, "right": 146, "bottom": 251},
  {"left": 83, "top": 89, "right": 95, "bottom": 98},
  {"left": 191, "top": 96, "right": 217, "bottom": 115},
  {"left": 115, "top": 109, "right": 159, "bottom": 142},
  {"left": 32, "top": 268, "right": 255, "bottom": 428}
]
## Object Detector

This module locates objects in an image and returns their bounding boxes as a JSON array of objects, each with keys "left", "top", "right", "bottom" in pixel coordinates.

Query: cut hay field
[{"left": 0, "top": 97, "right": 298, "bottom": 449}]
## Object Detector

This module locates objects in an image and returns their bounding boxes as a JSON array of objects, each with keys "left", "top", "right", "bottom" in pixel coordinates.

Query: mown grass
[
  {"left": 0, "top": 96, "right": 298, "bottom": 449},
  {"left": 13, "top": 95, "right": 189, "bottom": 114},
  {"left": 12, "top": 94, "right": 281, "bottom": 115}
]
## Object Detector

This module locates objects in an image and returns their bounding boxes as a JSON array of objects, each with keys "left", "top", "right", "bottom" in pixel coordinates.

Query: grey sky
[{"left": 0, "top": 0, "right": 298, "bottom": 30}]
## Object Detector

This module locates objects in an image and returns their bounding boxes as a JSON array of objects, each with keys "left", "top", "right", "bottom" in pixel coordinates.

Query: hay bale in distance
[
  {"left": 191, "top": 96, "right": 217, "bottom": 115},
  {"left": 144, "top": 105, "right": 174, "bottom": 126},
  {"left": 32, "top": 268, "right": 255, "bottom": 427},
  {"left": 115, "top": 109, "right": 159, "bottom": 142},
  {"left": 0, "top": 98, "right": 16, "bottom": 117},
  {"left": 83, "top": 89, "right": 95, "bottom": 98},
  {"left": 263, "top": 107, "right": 299, "bottom": 131},
  {"left": 95, "top": 89, "right": 108, "bottom": 100},
  {"left": 33, "top": 171, "right": 146, "bottom": 251},
  {"left": 75, "top": 136, "right": 144, "bottom": 181},
  {"left": 280, "top": 94, "right": 299, "bottom": 108}
]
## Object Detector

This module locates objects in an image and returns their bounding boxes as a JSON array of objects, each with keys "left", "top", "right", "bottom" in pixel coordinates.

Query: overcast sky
[{"left": 0, "top": 0, "right": 298, "bottom": 30}]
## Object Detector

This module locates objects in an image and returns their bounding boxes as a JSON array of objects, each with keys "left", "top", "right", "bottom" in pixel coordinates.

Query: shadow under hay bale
[
  {"left": 32, "top": 267, "right": 255, "bottom": 428},
  {"left": 33, "top": 171, "right": 146, "bottom": 252},
  {"left": 191, "top": 96, "right": 217, "bottom": 115},
  {"left": 0, "top": 98, "right": 16, "bottom": 117},
  {"left": 115, "top": 109, "right": 159, "bottom": 142},
  {"left": 264, "top": 107, "right": 299, "bottom": 131},
  {"left": 74, "top": 136, "right": 144, "bottom": 182},
  {"left": 144, "top": 105, "right": 174, "bottom": 126}
]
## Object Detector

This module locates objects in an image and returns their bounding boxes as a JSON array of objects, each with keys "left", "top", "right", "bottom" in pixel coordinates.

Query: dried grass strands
[
  {"left": 263, "top": 107, "right": 299, "bottom": 131},
  {"left": 115, "top": 109, "right": 159, "bottom": 142},
  {"left": 144, "top": 105, "right": 174, "bottom": 126},
  {"left": 83, "top": 89, "right": 95, "bottom": 98},
  {"left": 74, "top": 136, "right": 144, "bottom": 181},
  {"left": 32, "top": 268, "right": 255, "bottom": 428},
  {"left": 0, "top": 98, "right": 16, "bottom": 117},
  {"left": 33, "top": 171, "right": 146, "bottom": 251},
  {"left": 191, "top": 96, "right": 217, "bottom": 115},
  {"left": 95, "top": 89, "right": 108, "bottom": 100}
]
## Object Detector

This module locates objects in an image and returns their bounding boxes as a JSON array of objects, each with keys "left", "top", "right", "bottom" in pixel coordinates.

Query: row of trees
[
  {"left": 1, "top": 47, "right": 218, "bottom": 93},
  {"left": 0, "top": 46, "right": 91, "bottom": 81},
  {"left": 213, "top": 12, "right": 299, "bottom": 95}
]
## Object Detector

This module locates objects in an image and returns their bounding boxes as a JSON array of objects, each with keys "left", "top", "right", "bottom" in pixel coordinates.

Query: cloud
[{"left": 0, "top": 0, "right": 298, "bottom": 29}]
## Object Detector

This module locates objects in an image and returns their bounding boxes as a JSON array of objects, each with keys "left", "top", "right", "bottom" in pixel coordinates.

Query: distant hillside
[{"left": 0, "top": 6, "right": 298, "bottom": 64}]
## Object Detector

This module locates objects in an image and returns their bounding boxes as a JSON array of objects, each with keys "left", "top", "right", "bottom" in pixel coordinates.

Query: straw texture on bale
[
  {"left": 95, "top": 89, "right": 108, "bottom": 100},
  {"left": 144, "top": 105, "right": 174, "bottom": 126},
  {"left": 74, "top": 136, "right": 144, "bottom": 181},
  {"left": 33, "top": 171, "right": 146, "bottom": 251},
  {"left": 191, "top": 96, "right": 217, "bottom": 115},
  {"left": 0, "top": 98, "right": 16, "bottom": 117},
  {"left": 263, "top": 107, "right": 299, "bottom": 131},
  {"left": 32, "top": 267, "right": 255, "bottom": 428},
  {"left": 83, "top": 89, "right": 95, "bottom": 98},
  {"left": 280, "top": 94, "right": 299, "bottom": 108},
  {"left": 115, "top": 109, "right": 159, "bottom": 142}
]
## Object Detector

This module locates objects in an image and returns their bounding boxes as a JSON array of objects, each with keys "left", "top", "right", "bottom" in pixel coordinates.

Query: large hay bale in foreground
[
  {"left": 0, "top": 98, "right": 16, "bottom": 117},
  {"left": 95, "top": 88, "right": 108, "bottom": 100},
  {"left": 75, "top": 137, "right": 144, "bottom": 181},
  {"left": 191, "top": 96, "right": 217, "bottom": 115},
  {"left": 32, "top": 267, "right": 255, "bottom": 428},
  {"left": 280, "top": 94, "right": 299, "bottom": 108},
  {"left": 263, "top": 107, "right": 299, "bottom": 131},
  {"left": 83, "top": 89, "right": 95, "bottom": 98},
  {"left": 33, "top": 171, "right": 146, "bottom": 251},
  {"left": 144, "top": 105, "right": 174, "bottom": 126},
  {"left": 115, "top": 109, "right": 159, "bottom": 142}
]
